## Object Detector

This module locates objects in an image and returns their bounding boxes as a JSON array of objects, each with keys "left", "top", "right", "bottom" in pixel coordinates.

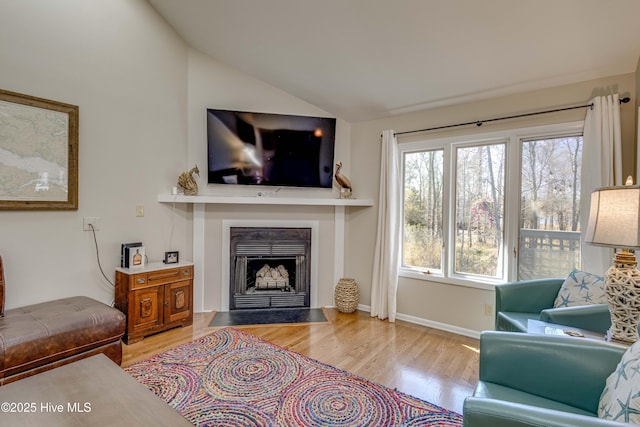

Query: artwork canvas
[{"left": 0, "top": 89, "right": 78, "bottom": 210}]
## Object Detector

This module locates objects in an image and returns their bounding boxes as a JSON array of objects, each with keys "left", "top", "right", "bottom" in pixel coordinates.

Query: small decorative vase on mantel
[{"left": 334, "top": 278, "right": 359, "bottom": 313}]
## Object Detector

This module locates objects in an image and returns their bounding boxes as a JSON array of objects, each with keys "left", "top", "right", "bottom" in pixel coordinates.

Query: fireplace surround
[{"left": 157, "top": 195, "right": 374, "bottom": 312}]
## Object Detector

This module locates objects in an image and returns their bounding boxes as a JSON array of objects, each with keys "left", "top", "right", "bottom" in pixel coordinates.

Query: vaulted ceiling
[{"left": 148, "top": 0, "right": 640, "bottom": 122}]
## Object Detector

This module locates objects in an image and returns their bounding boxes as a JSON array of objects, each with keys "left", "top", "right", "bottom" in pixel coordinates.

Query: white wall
[
  {"left": 0, "top": 0, "right": 353, "bottom": 312},
  {"left": 348, "top": 73, "right": 636, "bottom": 335},
  {"left": 0, "top": 0, "right": 189, "bottom": 308}
]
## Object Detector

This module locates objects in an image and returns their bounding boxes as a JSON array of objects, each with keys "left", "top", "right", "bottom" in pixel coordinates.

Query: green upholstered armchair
[
  {"left": 463, "top": 331, "right": 629, "bottom": 427},
  {"left": 495, "top": 278, "right": 611, "bottom": 334}
]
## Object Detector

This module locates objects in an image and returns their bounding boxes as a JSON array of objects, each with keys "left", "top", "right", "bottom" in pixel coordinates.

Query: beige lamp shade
[{"left": 585, "top": 186, "right": 640, "bottom": 249}]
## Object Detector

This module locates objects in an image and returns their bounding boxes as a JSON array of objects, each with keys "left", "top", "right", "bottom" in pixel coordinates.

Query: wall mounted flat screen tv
[{"left": 206, "top": 109, "right": 336, "bottom": 188}]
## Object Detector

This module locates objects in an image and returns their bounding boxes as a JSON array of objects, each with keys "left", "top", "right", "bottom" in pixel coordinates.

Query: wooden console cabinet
[{"left": 115, "top": 262, "right": 193, "bottom": 344}]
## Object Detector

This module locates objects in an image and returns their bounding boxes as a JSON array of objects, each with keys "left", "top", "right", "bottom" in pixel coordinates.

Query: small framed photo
[
  {"left": 121, "top": 242, "right": 142, "bottom": 268},
  {"left": 164, "top": 251, "right": 179, "bottom": 264},
  {"left": 129, "top": 246, "right": 145, "bottom": 269}
]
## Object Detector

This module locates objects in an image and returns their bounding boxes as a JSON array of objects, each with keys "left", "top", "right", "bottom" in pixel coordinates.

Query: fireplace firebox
[{"left": 230, "top": 227, "right": 311, "bottom": 310}]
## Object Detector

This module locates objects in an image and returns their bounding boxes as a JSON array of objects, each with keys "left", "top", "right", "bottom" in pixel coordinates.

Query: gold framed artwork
[{"left": 0, "top": 89, "right": 79, "bottom": 210}]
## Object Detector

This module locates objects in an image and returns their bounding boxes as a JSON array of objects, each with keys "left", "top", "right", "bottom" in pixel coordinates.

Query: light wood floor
[{"left": 122, "top": 308, "right": 480, "bottom": 414}]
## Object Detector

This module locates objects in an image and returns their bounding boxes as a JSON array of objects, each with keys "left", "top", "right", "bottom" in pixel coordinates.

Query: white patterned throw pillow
[
  {"left": 553, "top": 269, "right": 607, "bottom": 308},
  {"left": 598, "top": 341, "right": 640, "bottom": 423}
]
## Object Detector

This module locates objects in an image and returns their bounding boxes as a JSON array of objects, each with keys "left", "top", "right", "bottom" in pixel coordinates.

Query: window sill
[{"left": 399, "top": 267, "right": 498, "bottom": 291}]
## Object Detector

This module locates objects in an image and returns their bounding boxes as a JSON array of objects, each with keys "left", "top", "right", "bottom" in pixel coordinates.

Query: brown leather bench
[{"left": 0, "top": 256, "right": 126, "bottom": 385}]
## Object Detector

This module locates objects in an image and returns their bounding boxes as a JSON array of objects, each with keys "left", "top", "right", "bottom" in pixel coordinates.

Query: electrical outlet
[
  {"left": 484, "top": 303, "right": 494, "bottom": 317},
  {"left": 135, "top": 205, "right": 144, "bottom": 217},
  {"left": 83, "top": 217, "right": 100, "bottom": 231}
]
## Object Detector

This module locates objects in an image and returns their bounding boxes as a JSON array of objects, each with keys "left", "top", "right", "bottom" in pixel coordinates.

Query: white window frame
[{"left": 399, "top": 121, "right": 585, "bottom": 291}]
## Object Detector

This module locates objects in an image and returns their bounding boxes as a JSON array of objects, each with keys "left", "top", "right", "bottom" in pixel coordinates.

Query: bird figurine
[
  {"left": 177, "top": 165, "right": 200, "bottom": 196},
  {"left": 334, "top": 161, "right": 352, "bottom": 198}
]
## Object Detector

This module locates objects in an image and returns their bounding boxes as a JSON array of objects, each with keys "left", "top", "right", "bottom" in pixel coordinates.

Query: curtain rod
[{"left": 394, "top": 96, "right": 631, "bottom": 137}]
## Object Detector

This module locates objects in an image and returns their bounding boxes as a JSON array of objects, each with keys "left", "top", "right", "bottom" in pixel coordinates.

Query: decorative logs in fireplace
[{"left": 256, "top": 264, "right": 290, "bottom": 291}]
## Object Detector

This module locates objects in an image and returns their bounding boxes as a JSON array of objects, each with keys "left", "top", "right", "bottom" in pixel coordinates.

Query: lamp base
[{"left": 605, "top": 251, "right": 640, "bottom": 343}]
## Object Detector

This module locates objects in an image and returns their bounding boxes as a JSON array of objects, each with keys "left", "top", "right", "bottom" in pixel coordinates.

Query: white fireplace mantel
[
  {"left": 157, "top": 194, "right": 374, "bottom": 207},
  {"left": 157, "top": 194, "right": 374, "bottom": 312}
]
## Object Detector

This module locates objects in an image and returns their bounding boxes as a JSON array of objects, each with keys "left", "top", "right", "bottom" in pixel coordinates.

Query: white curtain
[
  {"left": 370, "top": 129, "right": 401, "bottom": 322},
  {"left": 580, "top": 94, "right": 622, "bottom": 274},
  {"left": 637, "top": 106, "right": 640, "bottom": 185}
]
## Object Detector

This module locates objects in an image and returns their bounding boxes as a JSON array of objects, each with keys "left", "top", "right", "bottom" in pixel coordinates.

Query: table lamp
[{"left": 584, "top": 177, "right": 640, "bottom": 343}]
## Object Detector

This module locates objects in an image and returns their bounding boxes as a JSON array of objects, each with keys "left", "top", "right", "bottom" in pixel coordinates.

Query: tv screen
[{"left": 206, "top": 109, "right": 336, "bottom": 188}]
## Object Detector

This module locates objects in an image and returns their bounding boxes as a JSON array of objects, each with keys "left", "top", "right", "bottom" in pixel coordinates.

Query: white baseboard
[
  {"left": 204, "top": 305, "right": 482, "bottom": 340},
  {"left": 353, "top": 304, "right": 481, "bottom": 340}
]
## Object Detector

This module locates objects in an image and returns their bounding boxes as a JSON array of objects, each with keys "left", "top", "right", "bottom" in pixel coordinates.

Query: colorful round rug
[{"left": 125, "top": 328, "right": 463, "bottom": 426}]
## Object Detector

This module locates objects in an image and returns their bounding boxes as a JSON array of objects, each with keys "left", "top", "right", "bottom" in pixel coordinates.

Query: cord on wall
[
  {"left": 169, "top": 200, "right": 176, "bottom": 250},
  {"left": 89, "top": 223, "right": 115, "bottom": 288}
]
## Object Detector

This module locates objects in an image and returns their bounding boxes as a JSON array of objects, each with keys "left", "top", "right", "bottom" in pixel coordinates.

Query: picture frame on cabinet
[
  {"left": 129, "top": 246, "right": 145, "bottom": 269},
  {"left": 121, "top": 242, "right": 142, "bottom": 268},
  {"left": 164, "top": 251, "right": 179, "bottom": 264}
]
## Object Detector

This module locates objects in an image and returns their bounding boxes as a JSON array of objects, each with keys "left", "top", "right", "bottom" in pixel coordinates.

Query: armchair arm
[
  {"left": 463, "top": 397, "right": 630, "bottom": 427},
  {"left": 495, "top": 279, "right": 564, "bottom": 319},
  {"left": 540, "top": 304, "right": 611, "bottom": 334},
  {"left": 479, "top": 331, "right": 625, "bottom": 413}
]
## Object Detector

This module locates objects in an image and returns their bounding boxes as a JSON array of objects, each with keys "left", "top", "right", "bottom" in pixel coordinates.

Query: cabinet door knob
[
  {"left": 182, "top": 269, "right": 189, "bottom": 276},
  {"left": 137, "top": 278, "right": 146, "bottom": 284}
]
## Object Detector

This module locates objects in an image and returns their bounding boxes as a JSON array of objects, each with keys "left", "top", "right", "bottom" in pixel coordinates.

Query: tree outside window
[
  {"left": 518, "top": 136, "right": 582, "bottom": 280},
  {"left": 454, "top": 143, "right": 505, "bottom": 278},
  {"left": 403, "top": 150, "right": 444, "bottom": 272}
]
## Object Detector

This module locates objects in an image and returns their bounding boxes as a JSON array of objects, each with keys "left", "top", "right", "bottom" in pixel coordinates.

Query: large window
[
  {"left": 401, "top": 122, "right": 583, "bottom": 287},
  {"left": 454, "top": 143, "right": 505, "bottom": 278},
  {"left": 403, "top": 150, "right": 444, "bottom": 273},
  {"left": 518, "top": 136, "right": 582, "bottom": 280}
]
